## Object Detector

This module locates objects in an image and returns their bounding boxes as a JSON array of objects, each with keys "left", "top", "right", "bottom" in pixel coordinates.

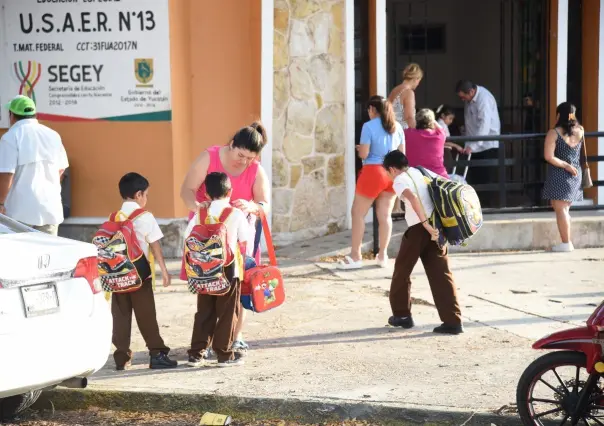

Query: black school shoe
[
  {"left": 433, "top": 323, "right": 464, "bottom": 335},
  {"left": 149, "top": 352, "right": 178, "bottom": 369},
  {"left": 388, "top": 316, "right": 415, "bottom": 329},
  {"left": 115, "top": 361, "right": 132, "bottom": 371},
  {"left": 187, "top": 350, "right": 210, "bottom": 368}
]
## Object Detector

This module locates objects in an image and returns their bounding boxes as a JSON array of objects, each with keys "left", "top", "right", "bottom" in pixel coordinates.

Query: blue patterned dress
[{"left": 542, "top": 129, "right": 583, "bottom": 202}]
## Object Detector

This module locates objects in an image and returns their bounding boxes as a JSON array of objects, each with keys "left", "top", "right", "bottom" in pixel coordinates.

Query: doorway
[{"left": 386, "top": 0, "right": 550, "bottom": 208}]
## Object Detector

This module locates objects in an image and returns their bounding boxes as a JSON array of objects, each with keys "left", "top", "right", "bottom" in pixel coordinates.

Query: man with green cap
[{"left": 0, "top": 95, "right": 69, "bottom": 235}]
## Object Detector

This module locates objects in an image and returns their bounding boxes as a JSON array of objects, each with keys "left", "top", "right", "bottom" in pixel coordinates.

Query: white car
[{"left": 0, "top": 215, "right": 111, "bottom": 420}]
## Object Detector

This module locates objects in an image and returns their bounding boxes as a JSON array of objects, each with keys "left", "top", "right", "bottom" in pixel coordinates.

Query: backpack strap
[
  {"left": 198, "top": 208, "right": 209, "bottom": 225},
  {"left": 109, "top": 212, "right": 119, "bottom": 222},
  {"left": 128, "top": 208, "right": 147, "bottom": 222},
  {"left": 218, "top": 207, "right": 234, "bottom": 223},
  {"left": 416, "top": 166, "right": 432, "bottom": 180},
  {"left": 257, "top": 206, "right": 277, "bottom": 267},
  {"left": 404, "top": 171, "right": 430, "bottom": 223}
]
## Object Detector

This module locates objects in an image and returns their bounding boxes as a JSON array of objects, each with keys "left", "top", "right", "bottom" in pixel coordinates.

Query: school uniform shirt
[
  {"left": 185, "top": 199, "right": 253, "bottom": 278},
  {"left": 0, "top": 119, "right": 69, "bottom": 226},
  {"left": 359, "top": 117, "right": 405, "bottom": 165},
  {"left": 118, "top": 201, "right": 164, "bottom": 259},
  {"left": 393, "top": 168, "right": 436, "bottom": 227},
  {"left": 436, "top": 119, "right": 451, "bottom": 138}
]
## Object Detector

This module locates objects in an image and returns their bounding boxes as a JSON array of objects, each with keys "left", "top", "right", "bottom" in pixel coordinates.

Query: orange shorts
[{"left": 355, "top": 164, "right": 395, "bottom": 199}]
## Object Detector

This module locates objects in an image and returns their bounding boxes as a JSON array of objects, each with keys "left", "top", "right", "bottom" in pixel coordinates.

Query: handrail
[{"left": 446, "top": 131, "right": 604, "bottom": 143}]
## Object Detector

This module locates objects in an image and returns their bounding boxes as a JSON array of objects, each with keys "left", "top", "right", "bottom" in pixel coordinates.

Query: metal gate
[{"left": 386, "top": 0, "right": 550, "bottom": 208}]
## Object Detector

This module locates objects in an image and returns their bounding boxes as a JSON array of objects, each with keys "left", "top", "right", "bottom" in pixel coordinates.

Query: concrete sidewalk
[{"left": 40, "top": 248, "right": 604, "bottom": 424}]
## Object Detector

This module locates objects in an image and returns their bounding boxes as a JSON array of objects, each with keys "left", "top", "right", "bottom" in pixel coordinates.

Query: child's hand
[
  {"left": 162, "top": 271, "right": 171, "bottom": 287},
  {"left": 424, "top": 223, "right": 440, "bottom": 241}
]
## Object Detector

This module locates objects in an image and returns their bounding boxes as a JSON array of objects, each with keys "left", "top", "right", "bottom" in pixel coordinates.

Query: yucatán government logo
[
  {"left": 134, "top": 58, "right": 154, "bottom": 88},
  {"left": 14, "top": 61, "right": 42, "bottom": 103}
]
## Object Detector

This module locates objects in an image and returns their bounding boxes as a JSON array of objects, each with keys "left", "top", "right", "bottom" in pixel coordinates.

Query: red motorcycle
[{"left": 517, "top": 300, "right": 604, "bottom": 425}]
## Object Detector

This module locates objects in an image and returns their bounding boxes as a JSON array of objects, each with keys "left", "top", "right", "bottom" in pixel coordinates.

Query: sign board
[{"left": 0, "top": 0, "right": 171, "bottom": 128}]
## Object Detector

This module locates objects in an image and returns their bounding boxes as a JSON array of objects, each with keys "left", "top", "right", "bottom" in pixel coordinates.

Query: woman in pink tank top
[{"left": 180, "top": 122, "right": 271, "bottom": 357}]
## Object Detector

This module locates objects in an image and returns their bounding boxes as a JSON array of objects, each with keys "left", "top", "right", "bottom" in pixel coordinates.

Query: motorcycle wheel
[{"left": 517, "top": 351, "right": 603, "bottom": 426}]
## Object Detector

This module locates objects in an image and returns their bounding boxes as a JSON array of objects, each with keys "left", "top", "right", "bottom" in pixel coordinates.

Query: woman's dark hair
[
  {"left": 383, "top": 149, "right": 409, "bottom": 171},
  {"left": 555, "top": 102, "right": 580, "bottom": 136},
  {"left": 231, "top": 121, "right": 268, "bottom": 153},
  {"left": 434, "top": 104, "right": 454, "bottom": 120},
  {"left": 367, "top": 95, "right": 396, "bottom": 134}
]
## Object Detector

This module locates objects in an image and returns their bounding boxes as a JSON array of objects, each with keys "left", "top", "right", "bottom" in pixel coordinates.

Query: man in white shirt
[
  {"left": 383, "top": 150, "right": 463, "bottom": 335},
  {"left": 456, "top": 80, "right": 502, "bottom": 207},
  {"left": 0, "top": 95, "right": 68, "bottom": 235}
]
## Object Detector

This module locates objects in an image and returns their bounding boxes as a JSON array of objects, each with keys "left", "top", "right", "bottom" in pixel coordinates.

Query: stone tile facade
[{"left": 272, "top": 0, "right": 347, "bottom": 245}]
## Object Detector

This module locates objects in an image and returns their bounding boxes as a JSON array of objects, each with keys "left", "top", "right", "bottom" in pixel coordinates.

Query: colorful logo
[
  {"left": 134, "top": 58, "right": 154, "bottom": 87},
  {"left": 14, "top": 61, "right": 42, "bottom": 103}
]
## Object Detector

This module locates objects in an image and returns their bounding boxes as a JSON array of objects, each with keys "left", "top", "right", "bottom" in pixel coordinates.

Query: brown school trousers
[
  {"left": 188, "top": 279, "right": 241, "bottom": 363},
  {"left": 112, "top": 278, "right": 169, "bottom": 367},
  {"left": 390, "top": 223, "right": 462, "bottom": 325}
]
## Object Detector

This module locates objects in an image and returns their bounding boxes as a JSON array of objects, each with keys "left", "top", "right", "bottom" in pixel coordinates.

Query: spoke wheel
[{"left": 517, "top": 351, "right": 603, "bottom": 426}]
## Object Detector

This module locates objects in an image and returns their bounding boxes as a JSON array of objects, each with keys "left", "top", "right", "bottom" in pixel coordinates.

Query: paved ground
[
  {"left": 9, "top": 409, "right": 382, "bottom": 426},
  {"left": 43, "top": 247, "right": 600, "bottom": 423}
]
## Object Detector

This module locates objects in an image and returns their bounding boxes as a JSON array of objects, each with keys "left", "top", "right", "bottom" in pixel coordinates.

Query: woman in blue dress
[{"left": 542, "top": 102, "right": 584, "bottom": 252}]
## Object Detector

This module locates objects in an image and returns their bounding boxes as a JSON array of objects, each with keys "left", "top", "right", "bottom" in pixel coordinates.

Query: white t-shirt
[
  {"left": 185, "top": 199, "right": 253, "bottom": 276},
  {"left": 0, "top": 119, "right": 69, "bottom": 226},
  {"left": 117, "top": 201, "right": 164, "bottom": 258},
  {"left": 437, "top": 119, "right": 451, "bottom": 138},
  {"left": 393, "top": 168, "right": 436, "bottom": 227}
]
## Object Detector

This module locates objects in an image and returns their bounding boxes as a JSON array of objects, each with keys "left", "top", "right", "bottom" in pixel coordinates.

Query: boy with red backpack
[
  {"left": 184, "top": 172, "right": 251, "bottom": 368},
  {"left": 93, "top": 172, "right": 177, "bottom": 371}
]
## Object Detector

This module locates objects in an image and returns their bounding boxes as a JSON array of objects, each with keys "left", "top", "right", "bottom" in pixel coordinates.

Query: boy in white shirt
[
  {"left": 382, "top": 150, "right": 464, "bottom": 335},
  {"left": 186, "top": 172, "right": 251, "bottom": 368},
  {"left": 112, "top": 172, "right": 177, "bottom": 370}
]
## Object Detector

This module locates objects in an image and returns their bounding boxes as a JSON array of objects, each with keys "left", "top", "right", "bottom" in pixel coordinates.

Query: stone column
[{"left": 272, "top": 0, "right": 347, "bottom": 245}]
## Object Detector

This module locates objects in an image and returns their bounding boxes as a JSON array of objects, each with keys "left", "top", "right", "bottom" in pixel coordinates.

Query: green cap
[{"left": 4, "top": 95, "right": 36, "bottom": 116}]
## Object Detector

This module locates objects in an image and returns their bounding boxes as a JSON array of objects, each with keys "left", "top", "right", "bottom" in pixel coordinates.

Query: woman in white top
[{"left": 388, "top": 63, "right": 423, "bottom": 129}]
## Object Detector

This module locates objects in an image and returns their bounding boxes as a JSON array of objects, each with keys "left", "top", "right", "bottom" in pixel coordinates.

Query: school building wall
[
  {"left": 0, "top": 0, "right": 262, "bottom": 220},
  {"left": 2, "top": 0, "right": 604, "bottom": 249}
]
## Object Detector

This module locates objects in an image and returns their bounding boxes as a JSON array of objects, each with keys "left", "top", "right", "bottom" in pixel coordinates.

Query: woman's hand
[
  {"left": 196, "top": 201, "right": 211, "bottom": 211},
  {"left": 423, "top": 222, "right": 439, "bottom": 241},
  {"left": 232, "top": 199, "right": 257, "bottom": 214},
  {"left": 563, "top": 163, "right": 578, "bottom": 177}
]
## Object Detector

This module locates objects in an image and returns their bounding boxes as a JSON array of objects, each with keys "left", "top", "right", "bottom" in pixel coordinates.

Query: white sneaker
[
  {"left": 376, "top": 255, "right": 389, "bottom": 268},
  {"left": 552, "top": 242, "right": 574, "bottom": 252}
]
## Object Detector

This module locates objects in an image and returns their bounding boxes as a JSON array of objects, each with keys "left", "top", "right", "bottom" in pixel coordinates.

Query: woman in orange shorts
[{"left": 338, "top": 96, "right": 406, "bottom": 269}]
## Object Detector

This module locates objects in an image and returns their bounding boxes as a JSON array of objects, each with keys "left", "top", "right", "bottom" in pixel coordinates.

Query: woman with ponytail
[
  {"left": 339, "top": 96, "right": 405, "bottom": 270},
  {"left": 180, "top": 122, "right": 271, "bottom": 358},
  {"left": 542, "top": 102, "right": 585, "bottom": 252}
]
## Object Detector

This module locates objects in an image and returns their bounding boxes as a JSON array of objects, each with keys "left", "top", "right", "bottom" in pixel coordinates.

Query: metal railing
[{"left": 371, "top": 131, "right": 604, "bottom": 255}]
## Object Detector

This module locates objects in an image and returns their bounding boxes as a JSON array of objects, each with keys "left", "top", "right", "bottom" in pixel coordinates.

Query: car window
[{"left": 0, "top": 215, "right": 34, "bottom": 234}]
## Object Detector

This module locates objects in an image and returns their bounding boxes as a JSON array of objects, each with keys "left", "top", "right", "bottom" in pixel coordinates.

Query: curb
[{"left": 34, "top": 388, "right": 519, "bottom": 425}]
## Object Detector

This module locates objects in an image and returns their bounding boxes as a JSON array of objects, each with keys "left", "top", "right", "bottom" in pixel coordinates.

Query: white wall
[
  {"left": 345, "top": 0, "right": 356, "bottom": 229},
  {"left": 599, "top": 0, "right": 604, "bottom": 203}
]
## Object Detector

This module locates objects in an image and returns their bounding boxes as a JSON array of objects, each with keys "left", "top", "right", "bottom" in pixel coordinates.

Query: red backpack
[
  {"left": 183, "top": 207, "right": 236, "bottom": 296},
  {"left": 92, "top": 209, "right": 152, "bottom": 293}
]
